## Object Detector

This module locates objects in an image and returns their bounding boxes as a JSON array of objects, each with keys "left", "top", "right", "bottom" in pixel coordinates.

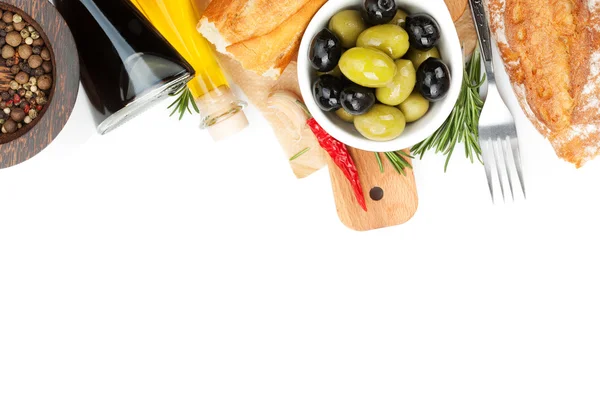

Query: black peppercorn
[
  {"left": 5, "top": 59, "right": 12, "bottom": 67},
  {"left": 10, "top": 65, "right": 19, "bottom": 74},
  {"left": 8, "top": 89, "right": 15, "bottom": 95},
  {"left": 17, "top": 88, "right": 25, "bottom": 97},
  {"left": 0, "top": 30, "right": 6, "bottom": 38},
  {"left": 34, "top": 67, "right": 43, "bottom": 76},
  {"left": 32, "top": 46, "right": 41, "bottom": 55},
  {"left": 1, "top": 92, "right": 10, "bottom": 100},
  {"left": 0, "top": 37, "right": 5, "bottom": 46}
]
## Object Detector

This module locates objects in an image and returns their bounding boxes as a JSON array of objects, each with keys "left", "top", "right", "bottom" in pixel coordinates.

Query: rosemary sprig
[
  {"left": 168, "top": 85, "right": 200, "bottom": 120},
  {"left": 374, "top": 150, "right": 414, "bottom": 175},
  {"left": 411, "top": 46, "right": 485, "bottom": 171}
]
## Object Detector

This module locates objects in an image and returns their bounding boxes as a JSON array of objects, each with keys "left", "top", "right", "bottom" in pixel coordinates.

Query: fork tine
[
  {"left": 509, "top": 136, "right": 526, "bottom": 198},
  {"left": 490, "top": 137, "right": 506, "bottom": 202},
  {"left": 500, "top": 137, "right": 515, "bottom": 201},
  {"left": 480, "top": 139, "right": 495, "bottom": 202}
]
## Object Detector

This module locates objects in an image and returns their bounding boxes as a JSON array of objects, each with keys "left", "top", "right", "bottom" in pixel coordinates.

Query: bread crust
[
  {"left": 199, "top": 0, "right": 327, "bottom": 79},
  {"left": 488, "top": 0, "right": 600, "bottom": 167}
]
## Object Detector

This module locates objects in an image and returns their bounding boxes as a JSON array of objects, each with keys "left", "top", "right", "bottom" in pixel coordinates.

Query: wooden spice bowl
[{"left": 0, "top": 0, "right": 78, "bottom": 169}]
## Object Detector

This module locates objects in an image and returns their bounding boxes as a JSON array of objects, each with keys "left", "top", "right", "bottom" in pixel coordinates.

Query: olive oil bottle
[{"left": 129, "top": 0, "right": 248, "bottom": 139}]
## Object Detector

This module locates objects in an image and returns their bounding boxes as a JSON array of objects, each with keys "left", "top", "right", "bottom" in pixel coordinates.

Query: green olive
[
  {"left": 354, "top": 104, "right": 406, "bottom": 141},
  {"left": 328, "top": 10, "right": 367, "bottom": 48},
  {"left": 399, "top": 92, "right": 430, "bottom": 122},
  {"left": 405, "top": 47, "right": 441, "bottom": 69},
  {"left": 339, "top": 47, "right": 396, "bottom": 88},
  {"left": 376, "top": 59, "right": 416, "bottom": 106},
  {"left": 390, "top": 9, "right": 408, "bottom": 27},
  {"left": 356, "top": 24, "right": 410, "bottom": 59},
  {"left": 335, "top": 108, "right": 355, "bottom": 123}
]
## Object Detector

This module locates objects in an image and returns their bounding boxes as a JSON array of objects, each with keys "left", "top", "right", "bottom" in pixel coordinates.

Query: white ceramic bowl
[{"left": 298, "top": 0, "right": 463, "bottom": 152}]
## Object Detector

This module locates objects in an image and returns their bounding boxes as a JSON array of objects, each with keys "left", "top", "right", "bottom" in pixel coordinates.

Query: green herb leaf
[
  {"left": 168, "top": 85, "right": 199, "bottom": 120},
  {"left": 374, "top": 151, "right": 413, "bottom": 175},
  {"left": 411, "top": 45, "right": 485, "bottom": 171},
  {"left": 289, "top": 147, "right": 310, "bottom": 161}
]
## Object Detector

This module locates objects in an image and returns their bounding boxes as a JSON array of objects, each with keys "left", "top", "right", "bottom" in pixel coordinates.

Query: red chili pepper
[{"left": 297, "top": 101, "right": 366, "bottom": 211}]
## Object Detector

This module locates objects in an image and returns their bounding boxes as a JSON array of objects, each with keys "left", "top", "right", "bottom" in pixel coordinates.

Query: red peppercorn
[
  {"left": 13, "top": 94, "right": 20, "bottom": 103},
  {"left": 23, "top": 104, "right": 30, "bottom": 113},
  {"left": 36, "top": 105, "right": 42, "bottom": 111},
  {"left": 6, "top": 100, "right": 13, "bottom": 107}
]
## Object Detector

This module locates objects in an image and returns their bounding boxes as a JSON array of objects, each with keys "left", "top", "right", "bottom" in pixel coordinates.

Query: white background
[{"left": 2, "top": 46, "right": 600, "bottom": 399}]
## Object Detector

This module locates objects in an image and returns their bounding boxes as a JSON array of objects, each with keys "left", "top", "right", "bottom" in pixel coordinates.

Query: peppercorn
[
  {"left": 1, "top": 44, "right": 14, "bottom": 59},
  {"left": 0, "top": 21, "right": 6, "bottom": 30},
  {"left": 23, "top": 115, "right": 31, "bottom": 124},
  {"left": 27, "top": 54, "right": 41, "bottom": 69},
  {"left": 30, "top": 31, "right": 39, "bottom": 40},
  {"left": 8, "top": 89, "right": 15, "bottom": 96},
  {"left": 19, "top": 28, "right": 29, "bottom": 38},
  {"left": 9, "top": 81, "right": 18, "bottom": 91},
  {"left": 17, "top": 88, "right": 25, "bottom": 97},
  {"left": 32, "top": 45, "right": 41, "bottom": 55},
  {"left": 24, "top": 90, "right": 32, "bottom": 99},
  {"left": 27, "top": 108, "right": 37, "bottom": 119},
  {"left": 1, "top": 92, "right": 8, "bottom": 101},
  {"left": 0, "top": 37, "right": 5, "bottom": 47},
  {"left": 40, "top": 47, "right": 50, "bottom": 61},
  {"left": 32, "top": 38, "right": 43, "bottom": 47},
  {"left": 5, "top": 30, "right": 21, "bottom": 47},
  {"left": 17, "top": 44, "right": 31, "bottom": 59},
  {"left": 2, "top": 11, "right": 13, "bottom": 24},
  {"left": 12, "top": 14, "right": 22, "bottom": 24},
  {"left": 14, "top": 21, "right": 26, "bottom": 32},
  {"left": 42, "top": 61, "right": 51, "bottom": 73},
  {"left": 5, "top": 25, "right": 13, "bottom": 32},
  {"left": 10, "top": 64, "right": 19, "bottom": 74},
  {"left": 37, "top": 74, "right": 51, "bottom": 91},
  {"left": 24, "top": 37, "right": 32, "bottom": 45},
  {"left": 3, "top": 118, "right": 16, "bottom": 133},
  {"left": 10, "top": 107, "right": 24, "bottom": 122},
  {"left": 15, "top": 71, "right": 28, "bottom": 85},
  {"left": 0, "top": 30, "right": 6, "bottom": 38}
]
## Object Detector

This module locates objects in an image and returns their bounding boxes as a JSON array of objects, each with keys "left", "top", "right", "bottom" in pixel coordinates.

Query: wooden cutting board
[{"left": 211, "top": 0, "right": 475, "bottom": 230}]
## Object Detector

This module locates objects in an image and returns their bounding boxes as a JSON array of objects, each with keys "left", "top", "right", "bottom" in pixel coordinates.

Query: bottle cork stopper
[{"left": 195, "top": 85, "right": 248, "bottom": 141}]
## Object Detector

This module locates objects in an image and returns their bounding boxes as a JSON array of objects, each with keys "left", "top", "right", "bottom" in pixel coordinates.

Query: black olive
[
  {"left": 341, "top": 85, "right": 376, "bottom": 115},
  {"left": 362, "top": 0, "right": 397, "bottom": 25},
  {"left": 416, "top": 58, "right": 450, "bottom": 102},
  {"left": 405, "top": 14, "right": 441, "bottom": 51},
  {"left": 309, "top": 28, "right": 342, "bottom": 73},
  {"left": 313, "top": 75, "right": 344, "bottom": 111}
]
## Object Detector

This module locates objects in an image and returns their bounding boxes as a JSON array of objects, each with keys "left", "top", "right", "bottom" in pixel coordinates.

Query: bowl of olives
[{"left": 298, "top": 0, "right": 463, "bottom": 152}]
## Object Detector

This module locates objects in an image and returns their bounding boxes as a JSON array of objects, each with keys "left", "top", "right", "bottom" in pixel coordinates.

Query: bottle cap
[{"left": 195, "top": 85, "right": 248, "bottom": 141}]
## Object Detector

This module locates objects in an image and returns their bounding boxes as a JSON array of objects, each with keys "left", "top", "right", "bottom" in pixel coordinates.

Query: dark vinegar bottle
[{"left": 54, "top": 0, "right": 195, "bottom": 134}]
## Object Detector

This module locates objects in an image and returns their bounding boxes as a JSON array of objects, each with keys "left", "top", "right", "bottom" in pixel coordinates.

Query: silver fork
[{"left": 469, "top": 0, "right": 526, "bottom": 201}]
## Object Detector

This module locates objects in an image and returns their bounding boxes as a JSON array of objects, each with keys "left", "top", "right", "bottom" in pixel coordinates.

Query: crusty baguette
[
  {"left": 227, "top": 0, "right": 327, "bottom": 78},
  {"left": 199, "top": 0, "right": 311, "bottom": 46},
  {"left": 199, "top": 0, "right": 327, "bottom": 79},
  {"left": 487, "top": 0, "right": 600, "bottom": 167}
]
